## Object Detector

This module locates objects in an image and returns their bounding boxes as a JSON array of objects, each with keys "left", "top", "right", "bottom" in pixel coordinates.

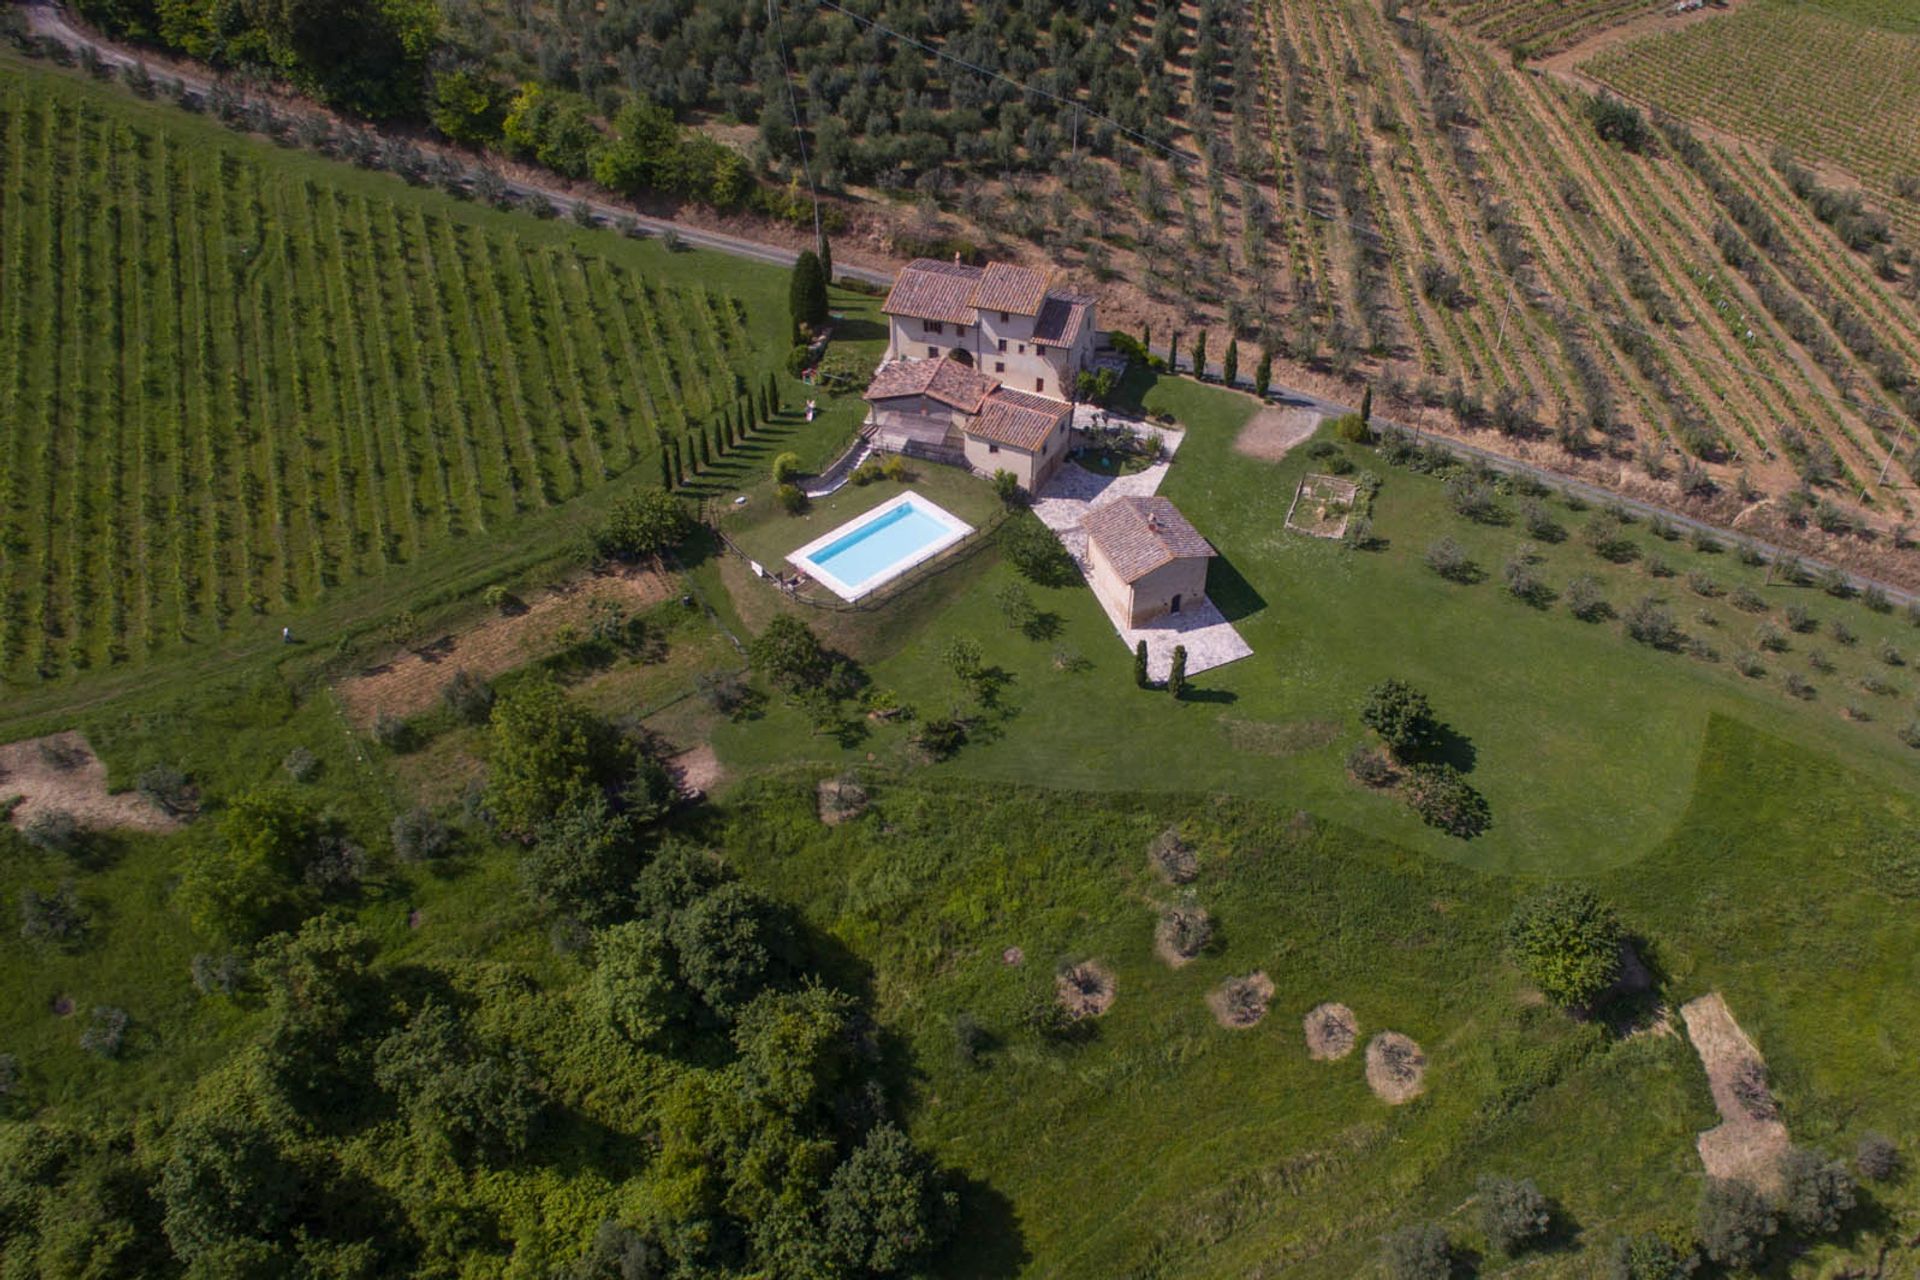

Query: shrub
[
  {"left": 1522, "top": 499, "right": 1563, "bottom": 541},
  {"left": 1729, "top": 585, "right": 1766, "bottom": 613},
  {"left": 1506, "top": 884, "right": 1622, "bottom": 1009},
  {"left": 1382, "top": 1223, "right": 1451, "bottom": 1280},
  {"left": 1755, "top": 624, "right": 1788, "bottom": 653},
  {"left": 1403, "top": 763, "right": 1490, "bottom": 837},
  {"left": 1565, "top": 575, "right": 1609, "bottom": 621},
  {"left": 1502, "top": 551, "right": 1549, "bottom": 605},
  {"left": 1697, "top": 1177, "right": 1775, "bottom": 1269},
  {"left": 1784, "top": 672, "right": 1814, "bottom": 699},
  {"left": 1360, "top": 679, "right": 1436, "bottom": 756},
  {"left": 21, "top": 808, "right": 82, "bottom": 854},
  {"left": 1832, "top": 620, "right": 1857, "bottom": 646},
  {"left": 1444, "top": 473, "right": 1499, "bottom": 521},
  {"left": 910, "top": 716, "right": 968, "bottom": 761},
  {"left": 1583, "top": 513, "right": 1635, "bottom": 562},
  {"left": 1686, "top": 570, "right": 1720, "bottom": 598},
  {"left": 1478, "top": 1174, "right": 1552, "bottom": 1254},
  {"left": 442, "top": 669, "right": 497, "bottom": 725},
  {"left": 1424, "top": 536, "right": 1476, "bottom": 582},
  {"left": 1331, "top": 412, "right": 1371, "bottom": 443},
  {"left": 19, "top": 880, "right": 87, "bottom": 947},
  {"left": 1587, "top": 93, "right": 1650, "bottom": 152},
  {"left": 0, "top": 1053, "right": 17, "bottom": 1097},
  {"left": 991, "top": 469, "right": 1021, "bottom": 507},
  {"left": 595, "top": 488, "right": 692, "bottom": 562},
  {"left": 282, "top": 747, "right": 320, "bottom": 783},
  {"left": 79, "top": 1006, "right": 129, "bottom": 1059},
  {"left": 190, "top": 951, "right": 247, "bottom": 998},
  {"left": 1879, "top": 639, "right": 1905, "bottom": 667},
  {"left": 1347, "top": 740, "right": 1393, "bottom": 787},
  {"left": 1001, "top": 515, "right": 1077, "bottom": 587},
  {"left": 137, "top": 765, "right": 196, "bottom": 817},
  {"left": 1160, "top": 904, "right": 1213, "bottom": 958},
  {"left": 1606, "top": 1230, "right": 1699, "bottom": 1280},
  {"left": 1779, "top": 1147, "right": 1855, "bottom": 1235},
  {"left": 772, "top": 452, "right": 804, "bottom": 484},
  {"left": 391, "top": 807, "right": 452, "bottom": 862},
  {"left": 776, "top": 483, "right": 807, "bottom": 515},
  {"left": 372, "top": 712, "right": 415, "bottom": 751},
  {"left": 1734, "top": 651, "right": 1765, "bottom": 679},
  {"left": 1855, "top": 1132, "right": 1900, "bottom": 1181},
  {"left": 1624, "top": 596, "right": 1681, "bottom": 649},
  {"left": 1785, "top": 603, "right": 1816, "bottom": 632}
]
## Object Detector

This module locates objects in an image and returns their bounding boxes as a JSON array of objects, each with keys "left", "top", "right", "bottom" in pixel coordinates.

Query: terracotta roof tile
[
  {"left": 882, "top": 259, "right": 983, "bottom": 324},
  {"left": 971, "top": 262, "right": 1052, "bottom": 316},
  {"left": 864, "top": 355, "right": 997, "bottom": 413},
  {"left": 1082, "top": 497, "right": 1215, "bottom": 583},
  {"left": 1032, "top": 293, "right": 1093, "bottom": 348},
  {"left": 965, "top": 387, "right": 1071, "bottom": 452}
]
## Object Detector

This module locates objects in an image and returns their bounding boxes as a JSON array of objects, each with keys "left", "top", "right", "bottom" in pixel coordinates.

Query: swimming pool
[{"left": 787, "top": 491, "right": 974, "bottom": 602}]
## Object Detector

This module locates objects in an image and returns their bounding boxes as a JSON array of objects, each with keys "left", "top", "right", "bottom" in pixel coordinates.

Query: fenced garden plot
[
  {"left": 1285, "top": 473, "right": 1363, "bottom": 539},
  {"left": 0, "top": 72, "right": 767, "bottom": 686}
]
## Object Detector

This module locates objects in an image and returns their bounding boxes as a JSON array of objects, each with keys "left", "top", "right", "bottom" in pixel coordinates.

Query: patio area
[{"left": 1033, "top": 414, "right": 1253, "bottom": 682}]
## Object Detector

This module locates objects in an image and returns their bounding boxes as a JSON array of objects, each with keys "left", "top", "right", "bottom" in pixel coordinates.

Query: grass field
[
  {"left": 711, "top": 372, "right": 1920, "bottom": 876},
  {"left": 0, "top": 52, "right": 885, "bottom": 701}
]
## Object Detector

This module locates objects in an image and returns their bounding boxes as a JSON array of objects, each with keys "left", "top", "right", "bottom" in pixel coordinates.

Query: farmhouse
[
  {"left": 1082, "top": 496, "right": 1216, "bottom": 628},
  {"left": 864, "top": 257, "right": 1100, "bottom": 492}
]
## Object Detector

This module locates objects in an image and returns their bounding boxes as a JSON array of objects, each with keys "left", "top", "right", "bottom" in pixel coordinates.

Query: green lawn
[{"left": 713, "top": 370, "right": 1920, "bottom": 876}]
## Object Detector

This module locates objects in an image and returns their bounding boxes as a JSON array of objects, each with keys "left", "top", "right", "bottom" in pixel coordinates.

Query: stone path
[{"left": 1033, "top": 420, "right": 1253, "bottom": 682}]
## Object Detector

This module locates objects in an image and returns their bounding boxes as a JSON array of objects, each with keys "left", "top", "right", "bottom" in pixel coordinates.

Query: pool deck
[{"left": 786, "top": 490, "right": 974, "bottom": 602}]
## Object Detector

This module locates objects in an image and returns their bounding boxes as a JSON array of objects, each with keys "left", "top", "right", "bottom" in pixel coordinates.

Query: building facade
[{"left": 1081, "top": 497, "right": 1216, "bottom": 628}]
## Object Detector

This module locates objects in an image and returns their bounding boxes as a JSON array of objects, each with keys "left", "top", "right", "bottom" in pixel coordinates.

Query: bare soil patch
[
  {"left": 1365, "top": 1032, "right": 1428, "bottom": 1104},
  {"left": 1221, "top": 717, "right": 1343, "bottom": 757},
  {"left": 1001, "top": 946, "right": 1025, "bottom": 967},
  {"left": 1680, "top": 992, "right": 1791, "bottom": 1193},
  {"left": 337, "top": 566, "right": 673, "bottom": 727},
  {"left": 1208, "top": 972, "right": 1275, "bottom": 1029},
  {"left": 1056, "top": 962, "right": 1116, "bottom": 1020},
  {"left": 816, "top": 773, "right": 869, "bottom": 825},
  {"left": 669, "top": 744, "right": 724, "bottom": 799},
  {"left": 1304, "top": 1002, "right": 1360, "bottom": 1061},
  {"left": 1234, "top": 407, "right": 1324, "bottom": 462},
  {"left": 1285, "top": 474, "right": 1362, "bottom": 540},
  {"left": 0, "top": 732, "right": 176, "bottom": 834}
]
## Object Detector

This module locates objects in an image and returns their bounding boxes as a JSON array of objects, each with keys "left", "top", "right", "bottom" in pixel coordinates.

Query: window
[
  {"left": 994, "top": 361, "right": 1005, "bottom": 373},
  {"left": 1018, "top": 343, "right": 1027, "bottom": 354},
  {"left": 987, "top": 443, "right": 999, "bottom": 453},
  {"left": 999, "top": 311, "right": 1009, "bottom": 323},
  {"left": 924, "top": 320, "right": 943, "bottom": 335},
  {"left": 1035, "top": 377, "right": 1045, "bottom": 393},
  {"left": 997, "top": 338, "right": 1007, "bottom": 353}
]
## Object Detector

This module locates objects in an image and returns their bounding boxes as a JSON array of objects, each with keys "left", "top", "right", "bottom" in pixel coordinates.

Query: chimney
[{"left": 953, "top": 251, "right": 961, "bottom": 265}]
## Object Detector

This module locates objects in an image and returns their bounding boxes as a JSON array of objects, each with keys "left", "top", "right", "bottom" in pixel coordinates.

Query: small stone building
[{"left": 1081, "top": 496, "right": 1216, "bottom": 628}]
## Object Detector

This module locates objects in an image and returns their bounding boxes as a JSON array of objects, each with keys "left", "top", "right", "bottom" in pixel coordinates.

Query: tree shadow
[
  {"left": 934, "top": 1171, "right": 1032, "bottom": 1279},
  {"left": 1414, "top": 723, "right": 1477, "bottom": 773},
  {"left": 1206, "top": 554, "right": 1268, "bottom": 622},
  {"left": 1020, "top": 611, "right": 1063, "bottom": 642},
  {"left": 1178, "top": 686, "right": 1238, "bottom": 705},
  {"left": 831, "top": 315, "right": 887, "bottom": 344}
]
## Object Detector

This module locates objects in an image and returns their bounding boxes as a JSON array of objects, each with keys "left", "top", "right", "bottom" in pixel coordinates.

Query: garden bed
[{"left": 1285, "top": 473, "right": 1362, "bottom": 540}]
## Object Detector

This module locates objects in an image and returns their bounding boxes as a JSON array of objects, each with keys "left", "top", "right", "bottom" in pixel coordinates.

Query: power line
[
  {"left": 800, "top": 0, "right": 1919, "bottom": 473},
  {"left": 769, "top": 0, "right": 824, "bottom": 253}
]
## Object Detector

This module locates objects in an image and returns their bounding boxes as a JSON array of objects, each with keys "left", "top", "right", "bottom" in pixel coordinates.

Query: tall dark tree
[
  {"left": 818, "top": 234, "right": 833, "bottom": 285},
  {"left": 789, "top": 250, "right": 829, "bottom": 342},
  {"left": 657, "top": 440, "right": 674, "bottom": 492},
  {"left": 1223, "top": 338, "right": 1239, "bottom": 388},
  {"left": 765, "top": 372, "right": 779, "bottom": 418},
  {"left": 1361, "top": 383, "right": 1374, "bottom": 423},
  {"left": 1168, "top": 645, "right": 1187, "bottom": 698},
  {"left": 1255, "top": 348, "right": 1273, "bottom": 398},
  {"left": 1133, "top": 639, "right": 1149, "bottom": 688},
  {"left": 1168, "top": 332, "right": 1181, "bottom": 374},
  {"left": 1192, "top": 330, "right": 1209, "bottom": 381}
]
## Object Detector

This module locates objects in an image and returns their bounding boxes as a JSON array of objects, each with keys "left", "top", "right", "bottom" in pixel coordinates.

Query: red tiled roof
[
  {"left": 1082, "top": 497, "right": 1215, "bottom": 584},
  {"left": 881, "top": 259, "right": 984, "bottom": 324},
  {"left": 971, "top": 262, "right": 1053, "bottom": 316},
  {"left": 965, "top": 387, "right": 1071, "bottom": 453},
  {"left": 864, "top": 355, "right": 997, "bottom": 413},
  {"left": 1032, "top": 293, "right": 1093, "bottom": 348}
]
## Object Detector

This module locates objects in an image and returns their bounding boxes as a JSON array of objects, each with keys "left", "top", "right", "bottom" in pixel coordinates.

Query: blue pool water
[{"left": 808, "top": 502, "right": 954, "bottom": 588}]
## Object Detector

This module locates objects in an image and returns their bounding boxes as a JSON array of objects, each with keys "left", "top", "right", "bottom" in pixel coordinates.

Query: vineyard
[
  {"left": 0, "top": 69, "right": 766, "bottom": 685},
  {"left": 1429, "top": 0, "right": 1663, "bottom": 58},
  {"left": 1589, "top": 0, "right": 1920, "bottom": 216},
  {"left": 1233, "top": 0, "right": 1920, "bottom": 556}
]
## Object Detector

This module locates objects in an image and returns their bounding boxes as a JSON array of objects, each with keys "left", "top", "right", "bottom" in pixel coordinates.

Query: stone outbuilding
[{"left": 1081, "top": 496, "right": 1216, "bottom": 628}]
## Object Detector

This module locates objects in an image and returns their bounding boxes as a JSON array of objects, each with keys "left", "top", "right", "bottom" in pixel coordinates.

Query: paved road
[{"left": 19, "top": 0, "right": 1917, "bottom": 604}]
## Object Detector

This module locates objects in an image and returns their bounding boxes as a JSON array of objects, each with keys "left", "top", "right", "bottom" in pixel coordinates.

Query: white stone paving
[{"left": 1033, "top": 418, "right": 1254, "bottom": 682}]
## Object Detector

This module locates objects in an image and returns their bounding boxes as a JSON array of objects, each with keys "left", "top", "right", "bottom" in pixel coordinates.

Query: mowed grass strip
[{"left": 0, "top": 56, "right": 790, "bottom": 689}]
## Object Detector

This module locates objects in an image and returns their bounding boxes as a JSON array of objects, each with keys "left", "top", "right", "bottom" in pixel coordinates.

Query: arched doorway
[
  {"left": 1170, "top": 593, "right": 1183, "bottom": 615},
  {"left": 949, "top": 348, "right": 974, "bottom": 367}
]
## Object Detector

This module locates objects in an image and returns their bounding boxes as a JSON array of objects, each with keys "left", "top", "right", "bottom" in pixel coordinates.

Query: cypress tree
[
  {"left": 1224, "top": 337, "right": 1239, "bottom": 388},
  {"left": 1255, "top": 347, "right": 1273, "bottom": 399},
  {"left": 819, "top": 234, "right": 833, "bottom": 286},
  {"left": 789, "top": 249, "right": 829, "bottom": 342},
  {"left": 1192, "top": 330, "right": 1208, "bottom": 381},
  {"left": 658, "top": 440, "right": 674, "bottom": 491},
  {"left": 765, "top": 372, "right": 779, "bottom": 418},
  {"left": 668, "top": 437, "right": 683, "bottom": 487},
  {"left": 1134, "top": 639, "right": 1149, "bottom": 688},
  {"left": 1361, "top": 383, "right": 1374, "bottom": 423},
  {"left": 1141, "top": 324, "right": 1151, "bottom": 360},
  {"left": 1168, "top": 332, "right": 1180, "bottom": 374},
  {"left": 1168, "top": 645, "right": 1188, "bottom": 698}
]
